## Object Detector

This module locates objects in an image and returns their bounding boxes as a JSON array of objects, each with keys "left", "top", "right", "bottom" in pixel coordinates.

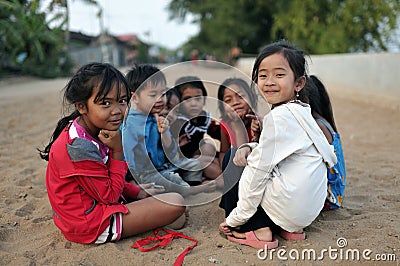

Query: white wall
[{"left": 237, "top": 52, "right": 400, "bottom": 101}]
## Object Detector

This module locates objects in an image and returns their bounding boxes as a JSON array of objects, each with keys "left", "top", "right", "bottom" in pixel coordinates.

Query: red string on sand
[{"left": 131, "top": 228, "right": 198, "bottom": 266}]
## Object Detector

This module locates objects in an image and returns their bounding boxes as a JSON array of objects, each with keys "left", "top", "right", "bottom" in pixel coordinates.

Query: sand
[{"left": 0, "top": 65, "right": 399, "bottom": 265}]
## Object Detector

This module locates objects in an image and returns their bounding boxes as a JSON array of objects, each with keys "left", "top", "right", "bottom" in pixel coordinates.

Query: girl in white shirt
[{"left": 219, "top": 40, "right": 337, "bottom": 249}]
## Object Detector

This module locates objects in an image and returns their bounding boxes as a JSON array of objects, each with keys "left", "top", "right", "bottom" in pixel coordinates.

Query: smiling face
[
  {"left": 78, "top": 83, "right": 128, "bottom": 137},
  {"left": 257, "top": 52, "right": 305, "bottom": 106},
  {"left": 222, "top": 84, "right": 251, "bottom": 120},
  {"left": 132, "top": 81, "right": 167, "bottom": 115}
]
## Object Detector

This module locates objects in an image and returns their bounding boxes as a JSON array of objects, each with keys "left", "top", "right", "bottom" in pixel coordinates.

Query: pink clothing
[{"left": 220, "top": 119, "right": 254, "bottom": 147}]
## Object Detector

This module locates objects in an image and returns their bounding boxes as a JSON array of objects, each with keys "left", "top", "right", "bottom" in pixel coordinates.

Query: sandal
[
  {"left": 227, "top": 231, "right": 279, "bottom": 249},
  {"left": 280, "top": 230, "right": 306, "bottom": 240}
]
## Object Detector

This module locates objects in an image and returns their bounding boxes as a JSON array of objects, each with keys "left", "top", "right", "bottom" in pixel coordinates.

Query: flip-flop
[
  {"left": 227, "top": 231, "right": 279, "bottom": 249},
  {"left": 280, "top": 230, "right": 306, "bottom": 240}
]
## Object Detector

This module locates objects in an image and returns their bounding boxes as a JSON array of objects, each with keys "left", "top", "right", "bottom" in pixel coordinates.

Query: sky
[{"left": 67, "top": 0, "right": 199, "bottom": 49}]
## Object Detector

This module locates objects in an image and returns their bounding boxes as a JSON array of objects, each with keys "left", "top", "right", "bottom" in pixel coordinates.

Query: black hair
[
  {"left": 217, "top": 78, "right": 258, "bottom": 120},
  {"left": 38, "top": 62, "right": 129, "bottom": 161},
  {"left": 252, "top": 40, "right": 308, "bottom": 105},
  {"left": 166, "top": 87, "right": 180, "bottom": 109},
  {"left": 174, "top": 76, "right": 208, "bottom": 99},
  {"left": 305, "top": 75, "right": 337, "bottom": 132},
  {"left": 125, "top": 64, "right": 166, "bottom": 94}
]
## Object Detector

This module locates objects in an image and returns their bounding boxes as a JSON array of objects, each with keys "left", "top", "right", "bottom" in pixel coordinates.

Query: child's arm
[
  {"left": 123, "top": 180, "right": 141, "bottom": 199},
  {"left": 99, "top": 129, "right": 124, "bottom": 161},
  {"left": 207, "top": 119, "right": 221, "bottom": 140},
  {"left": 156, "top": 114, "right": 176, "bottom": 150},
  {"left": 74, "top": 158, "right": 128, "bottom": 204},
  {"left": 246, "top": 114, "right": 263, "bottom": 142},
  {"left": 219, "top": 127, "right": 230, "bottom": 167},
  {"left": 67, "top": 134, "right": 128, "bottom": 204},
  {"left": 233, "top": 144, "right": 254, "bottom": 166},
  {"left": 316, "top": 120, "right": 333, "bottom": 144}
]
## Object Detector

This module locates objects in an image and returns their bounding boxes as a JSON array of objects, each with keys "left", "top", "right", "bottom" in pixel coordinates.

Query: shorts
[{"left": 95, "top": 213, "right": 122, "bottom": 244}]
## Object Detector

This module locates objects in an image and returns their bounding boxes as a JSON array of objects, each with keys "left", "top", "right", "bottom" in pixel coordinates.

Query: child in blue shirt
[{"left": 122, "top": 65, "right": 203, "bottom": 195}]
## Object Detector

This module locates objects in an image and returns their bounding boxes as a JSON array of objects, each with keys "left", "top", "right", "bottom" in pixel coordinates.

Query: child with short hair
[
  {"left": 123, "top": 64, "right": 203, "bottom": 194},
  {"left": 39, "top": 63, "right": 185, "bottom": 244},
  {"left": 170, "top": 76, "right": 222, "bottom": 183}
]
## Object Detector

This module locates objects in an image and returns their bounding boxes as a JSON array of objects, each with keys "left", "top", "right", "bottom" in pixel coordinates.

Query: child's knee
[
  {"left": 199, "top": 139, "right": 217, "bottom": 155},
  {"left": 165, "top": 192, "right": 185, "bottom": 207}
]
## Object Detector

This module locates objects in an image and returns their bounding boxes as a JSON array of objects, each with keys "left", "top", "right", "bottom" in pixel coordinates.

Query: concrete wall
[{"left": 237, "top": 52, "right": 400, "bottom": 99}]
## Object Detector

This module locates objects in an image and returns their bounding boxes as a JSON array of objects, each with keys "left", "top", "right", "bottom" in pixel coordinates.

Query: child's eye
[
  {"left": 224, "top": 98, "right": 232, "bottom": 103},
  {"left": 258, "top": 74, "right": 267, "bottom": 79},
  {"left": 119, "top": 98, "right": 128, "bottom": 104},
  {"left": 101, "top": 101, "right": 111, "bottom": 106},
  {"left": 276, "top": 73, "right": 285, "bottom": 77}
]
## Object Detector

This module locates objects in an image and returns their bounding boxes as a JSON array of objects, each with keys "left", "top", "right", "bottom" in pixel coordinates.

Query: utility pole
[{"left": 98, "top": 6, "right": 109, "bottom": 63}]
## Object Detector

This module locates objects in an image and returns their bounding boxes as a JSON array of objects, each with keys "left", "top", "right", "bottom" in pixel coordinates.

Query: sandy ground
[{"left": 0, "top": 64, "right": 399, "bottom": 265}]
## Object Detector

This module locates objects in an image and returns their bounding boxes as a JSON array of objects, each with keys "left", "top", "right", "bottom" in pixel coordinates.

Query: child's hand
[
  {"left": 155, "top": 114, "right": 169, "bottom": 134},
  {"left": 137, "top": 183, "right": 165, "bottom": 199},
  {"left": 159, "top": 116, "right": 170, "bottom": 134},
  {"left": 178, "top": 134, "right": 190, "bottom": 146},
  {"left": 219, "top": 220, "right": 233, "bottom": 236},
  {"left": 164, "top": 109, "right": 178, "bottom": 125},
  {"left": 98, "top": 129, "right": 122, "bottom": 151},
  {"left": 246, "top": 114, "right": 262, "bottom": 142},
  {"left": 233, "top": 145, "right": 251, "bottom": 166},
  {"left": 226, "top": 106, "right": 240, "bottom": 121}
]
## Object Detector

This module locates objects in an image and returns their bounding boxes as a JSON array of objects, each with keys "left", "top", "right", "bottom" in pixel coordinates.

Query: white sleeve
[
  {"left": 225, "top": 110, "right": 305, "bottom": 227},
  {"left": 237, "top": 142, "right": 259, "bottom": 151}
]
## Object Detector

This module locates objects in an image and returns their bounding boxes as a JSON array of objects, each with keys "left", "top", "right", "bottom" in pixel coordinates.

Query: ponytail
[
  {"left": 38, "top": 110, "right": 80, "bottom": 161},
  {"left": 309, "top": 75, "right": 337, "bottom": 132}
]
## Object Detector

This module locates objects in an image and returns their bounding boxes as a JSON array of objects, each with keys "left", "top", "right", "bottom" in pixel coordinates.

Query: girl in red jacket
[{"left": 39, "top": 63, "right": 185, "bottom": 244}]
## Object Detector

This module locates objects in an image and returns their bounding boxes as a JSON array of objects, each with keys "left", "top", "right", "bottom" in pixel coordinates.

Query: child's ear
[
  {"left": 76, "top": 102, "right": 87, "bottom": 115},
  {"left": 131, "top": 92, "right": 139, "bottom": 104},
  {"left": 295, "top": 76, "right": 306, "bottom": 92}
]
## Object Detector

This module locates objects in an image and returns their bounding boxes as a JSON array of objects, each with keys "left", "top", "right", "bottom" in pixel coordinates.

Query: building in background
[{"left": 68, "top": 31, "right": 141, "bottom": 68}]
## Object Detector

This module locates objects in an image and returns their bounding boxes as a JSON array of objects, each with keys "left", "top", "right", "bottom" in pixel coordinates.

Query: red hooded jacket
[{"left": 46, "top": 125, "right": 140, "bottom": 244}]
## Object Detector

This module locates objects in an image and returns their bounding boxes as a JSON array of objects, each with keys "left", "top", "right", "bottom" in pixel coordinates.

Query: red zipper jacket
[{"left": 46, "top": 125, "right": 140, "bottom": 244}]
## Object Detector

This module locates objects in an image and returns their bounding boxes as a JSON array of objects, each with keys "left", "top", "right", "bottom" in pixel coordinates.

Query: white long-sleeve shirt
[{"left": 226, "top": 102, "right": 336, "bottom": 232}]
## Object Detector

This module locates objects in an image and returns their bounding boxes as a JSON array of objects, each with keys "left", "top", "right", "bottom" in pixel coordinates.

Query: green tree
[
  {"left": 272, "top": 0, "right": 400, "bottom": 54},
  {"left": 168, "top": 0, "right": 400, "bottom": 58},
  {"left": 168, "top": 0, "right": 278, "bottom": 61},
  {"left": 0, "top": 0, "right": 72, "bottom": 77}
]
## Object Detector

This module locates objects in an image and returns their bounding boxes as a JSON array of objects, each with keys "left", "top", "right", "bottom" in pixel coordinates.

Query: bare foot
[
  {"left": 231, "top": 231, "right": 246, "bottom": 239},
  {"left": 253, "top": 227, "right": 273, "bottom": 242},
  {"left": 231, "top": 227, "right": 273, "bottom": 242}
]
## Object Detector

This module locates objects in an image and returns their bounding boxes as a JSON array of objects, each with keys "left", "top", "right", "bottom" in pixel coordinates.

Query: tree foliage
[
  {"left": 168, "top": 0, "right": 400, "bottom": 60},
  {"left": 0, "top": 0, "right": 73, "bottom": 78},
  {"left": 272, "top": 0, "right": 400, "bottom": 54}
]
